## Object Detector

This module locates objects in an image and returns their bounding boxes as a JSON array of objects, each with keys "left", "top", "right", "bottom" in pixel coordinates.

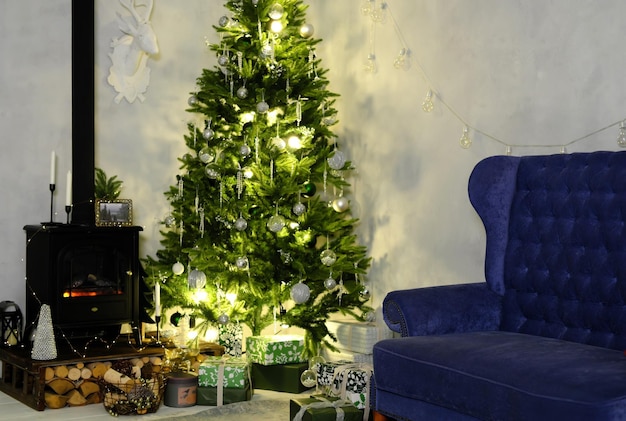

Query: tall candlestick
[
  {"left": 65, "top": 170, "right": 72, "bottom": 206},
  {"left": 49, "top": 151, "right": 56, "bottom": 185},
  {"left": 154, "top": 282, "right": 161, "bottom": 317}
]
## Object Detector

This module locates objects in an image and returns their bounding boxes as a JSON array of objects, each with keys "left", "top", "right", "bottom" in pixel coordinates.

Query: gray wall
[{"left": 1, "top": 1, "right": 624, "bottom": 327}]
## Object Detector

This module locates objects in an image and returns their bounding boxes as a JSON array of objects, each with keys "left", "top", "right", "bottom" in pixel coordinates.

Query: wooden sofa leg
[{"left": 372, "top": 410, "right": 395, "bottom": 421}]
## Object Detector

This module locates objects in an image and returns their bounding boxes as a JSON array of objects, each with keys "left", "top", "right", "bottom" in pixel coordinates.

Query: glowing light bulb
[
  {"left": 270, "top": 19, "right": 283, "bottom": 33},
  {"left": 364, "top": 54, "right": 377, "bottom": 73},
  {"left": 393, "top": 48, "right": 410, "bottom": 70},
  {"left": 422, "top": 89, "right": 434, "bottom": 113},
  {"left": 288, "top": 135, "right": 302, "bottom": 149}
]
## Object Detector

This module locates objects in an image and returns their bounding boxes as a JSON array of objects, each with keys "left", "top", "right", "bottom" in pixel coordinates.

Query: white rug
[{"left": 166, "top": 399, "right": 289, "bottom": 421}]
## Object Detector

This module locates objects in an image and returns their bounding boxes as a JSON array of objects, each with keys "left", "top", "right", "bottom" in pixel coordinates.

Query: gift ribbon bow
[
  {"left": 293, "top": 396, "right": 349, "bottom": 421},
  {"left": 329, "top": 363, "right": 373, "bottom": 421},
  {"left": 215, "top": 354, "right": 251, "bottom": 406}
]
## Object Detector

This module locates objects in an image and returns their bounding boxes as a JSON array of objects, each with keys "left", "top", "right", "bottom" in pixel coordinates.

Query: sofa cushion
[{"left": 373, "top": 331, "right": 626, "bottom": 420}]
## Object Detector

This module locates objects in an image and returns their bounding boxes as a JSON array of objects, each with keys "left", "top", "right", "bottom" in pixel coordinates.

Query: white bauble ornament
[
  {"left": 172, "top": 261, "right": 185, "bottom": 275},
  {"left": 236, "top": 256, "right": 249, "bottom": 270},
  {"left": 267, "top": 214, "right": 286, "bottom": 232},
  {"left": 236, "top": 86, "right": 248, "bottom": 99},
  {"left": 327, "top": 150, "right": 346, "bottom": 170},
  {"left": 240, "top": 144, "right": 251, "bottom": 157},
  {"left": 320, "top": 249, "right": 337, "bottom": 266},
  {"left": 188, "top": 269, "right": 207, "bottom": 289},
  {"left": 199, "top": 147, "right": 215, "bottom": 163},
  {"left": 260, "top": 44, "right": 274, "bottom": 59},
  {"left": 218, "top": 313, "right": 230, "bottom": 324},
  {"left": 299, "top": 23, "right": 314, "bottom": 38},
  {"left": 300, "top": 369, "right": 317, "bottom": 388},
  {"left": 252, "top": 0, "right": 259, "bottom": 5},
  {"left": 291, "top": 282, "right": 310, "bottom": 304},
  {"left": 234, "top": 217, "right": 248, "bottom": 231},
  {"left": 324, "top": 276, "right": 337, "bottom": 290},
  {"left": 271, "top": 137, "right": 286, "bottom": 149},
  {"left": 292, "top": 202, "right": 306, "bottom": 216},
  {"left": 257, "top": 101, "right": 269, "bottom": 114},
  {"left": 332, "top": 197, "right": 350, "bottom": 213}
]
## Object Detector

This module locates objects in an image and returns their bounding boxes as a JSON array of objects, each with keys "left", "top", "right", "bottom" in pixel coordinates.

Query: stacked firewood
[{"left": 44, "top": 356, "right": 163, "bottom": 409}]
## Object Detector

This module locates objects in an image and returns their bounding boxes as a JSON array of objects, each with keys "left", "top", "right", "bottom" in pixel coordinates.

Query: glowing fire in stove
[{"left": 63, "top": 290, "right": 123, "bottom": 298}]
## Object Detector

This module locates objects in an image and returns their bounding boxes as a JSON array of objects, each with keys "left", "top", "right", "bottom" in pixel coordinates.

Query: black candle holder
[
  {"left": 152, "top": 315, "right": 162, "bottom": 346},
  {"left": 65, "top": 205, "right": 72, "bottom": 224},
  {"left": 49, "top": 184, "right": 55, "bottom": 223}
]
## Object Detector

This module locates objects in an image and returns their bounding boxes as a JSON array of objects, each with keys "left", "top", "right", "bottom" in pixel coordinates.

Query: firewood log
[
  {"left": 68, "top": 367, "right": 82, "bottom": 381},
  {"left": 54, "top": 365, "right": 69, "bottom": 379},
  {"left": 103, "top": 367, "right": 134, "bottom": 392},
  {"left": 66, "top": 389, "right": 87, "bottom": 406},
  {"left": 80, "top": 367, "right": 93, "bottom": 379},
  {"left": 47, "top": 378, "right": 75, "bottom": 395},
  {"left": 88, "top": 362, "right": 108, "bottom": 378},
  {"left": 79, "top": 379, "right": 101, "bottom": 397},
  {"left": 44, "top": 392, "right": 69, "bottom": 409},
  {"left": 44, "top": 367, "right": 55, "bottom": 381}
]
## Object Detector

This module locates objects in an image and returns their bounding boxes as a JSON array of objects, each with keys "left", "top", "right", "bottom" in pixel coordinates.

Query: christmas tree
[{"left": 144, "top": 0, "right": 371, "bottom": 358}]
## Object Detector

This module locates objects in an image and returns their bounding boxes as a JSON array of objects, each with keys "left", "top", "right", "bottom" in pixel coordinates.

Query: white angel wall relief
[{"left": 107, "top": 0, "right": 159, "bottom": 104}]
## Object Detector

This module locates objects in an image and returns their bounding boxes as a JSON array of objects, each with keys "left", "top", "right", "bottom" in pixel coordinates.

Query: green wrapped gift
[
  {"left": 197, "top": 356, "right": 249, "bottom": 388},
  {"left": 289, "top": 395, "right": 365, "bottom": 421},
  {"left": 251, "top": 362, "right": 310, "bottom": 393},
  {"left": 196, "top": 379, "right": 253, "bottom": 406},
  {"left": 246, "top": 334, "right": 306, "bottom": 365}
]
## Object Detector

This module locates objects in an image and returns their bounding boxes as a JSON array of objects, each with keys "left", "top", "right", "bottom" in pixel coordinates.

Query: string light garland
[{"left": 362, "top": 1, "right": 626, "bottom": 153}]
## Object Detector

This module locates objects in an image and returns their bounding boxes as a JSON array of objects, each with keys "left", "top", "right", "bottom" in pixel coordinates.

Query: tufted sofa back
[{"left": 469, "top": 151, "right": 626, "bottom": 350}]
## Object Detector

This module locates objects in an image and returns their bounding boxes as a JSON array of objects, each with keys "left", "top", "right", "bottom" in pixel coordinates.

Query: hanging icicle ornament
[
  {"left": 618, "top": 121, "right": 626, "bottom": 148},
  {"left": 459, "top": 126, "right": 472, "bottom": 149},
  {"left": 188, "top": 269, "right": 207, "bottom": 289},
  {"left": 290, "top": 281, "right": 311, "bottom": 304},
  {"left": 172, "top": 261, "right": 185, "bottom": 275},
  {"left": 203, "top": 118, "right": 214, "bottom": 140},
  {"left": 177, "top": 177, "right": 184, "bottom": 200},
  {"left": 422, "top": 89, "right": 434, "bottom": 113},
  {"left": 237, "top": 166, "right": 244, "bottom": 199},
  {"left": 199, "top": 207, "right": 205, "bottom": 238},
  {"left": 295, "top": 98, "right": 302, "bottom": 126}
]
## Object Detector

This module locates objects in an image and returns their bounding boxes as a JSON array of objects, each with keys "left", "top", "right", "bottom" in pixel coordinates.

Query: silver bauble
[
  {"left": 324, "top": 276, "right": 337, "bottom": 290},
  {"left": 236, "top": 86, "right": 248, "bottom": 99},
  {"left": 299, "top": 23, "right": 314, "bottom": 38},
  {"left": 219, "top": 15, "right": 230, "bottom": 27},
  {"left": 240, "top": 144, "right": 251, "bottom": 157},
  {"left": 360, "top": 287, "right": 371, "bottom": 300},
  {"left": 203, "top": 127, "right": 215, "bottom": 140},
  {"left": 290, "top": 282, "right": 311, "bottom": 304},
  {"left": 267, "top": 214, "right": 286, "bottom": 232},
  {"left": 205, "top": 163, "right": 220, "bottom": 179},
  {"left": 260, "top": 44, "right": 274, "bottom": 59},
  {"left": 164, "top": 215, "right": 175, "bottom": 227},
  {"left": 300, "top": 369, "right": 317, "bottom": 388},
  {"left": 234, "top": 217, "right": 248, "bottom": 231},
  {"left": 236, "top": 256, "right": 249, "bottom": 270},
  {"left": 188, "top": 269, "right": 207, "bottom": 289},
  {"left": 292, "top": 202, "right": 306, "bottom": 216},
  {"left": 320, "top": 249, "right": 337, "bottom": 266},
  {"left": 327, "top": 150, "right": 346, "bottom": 170},
  {"left": 218, "top": 313, "right": 230, "bottom": 325},
  {"left": 172, "top": 261, "right": 185, "bottom": 275},
  {"left": 188, "top": 95, "right": 198, "bottom": 106},
  {"left": 199, "top": 147, "right": 215, "bottom": 163},
  {"left": 332, "top": 197, "right": 350, "bottom": 213},
  {"left": 257, "top": 101, "right": 269, "bottom": 114},
  {"left": 218, "top": 55, "right": 229, "bottom": 66},
  {"left": 268, "top": 3, "right": 284, "bottom": 19},
  {"left": 309, "top": 355, "right": 326, "bottom": 371}
]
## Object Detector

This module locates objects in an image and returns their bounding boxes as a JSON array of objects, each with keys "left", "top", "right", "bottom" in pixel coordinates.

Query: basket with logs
[{"left": 44, "top": 356, "right": 163, "bottom": 411}]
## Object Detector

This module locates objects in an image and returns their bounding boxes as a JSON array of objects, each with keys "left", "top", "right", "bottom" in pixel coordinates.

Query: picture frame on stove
[{"left": 95, "top": 199, "right": 133, "bottom": 227}]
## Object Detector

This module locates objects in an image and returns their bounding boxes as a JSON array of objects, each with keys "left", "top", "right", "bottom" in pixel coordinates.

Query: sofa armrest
[{"left": 383, "top": 283, "right": 502, "bottom": 337}]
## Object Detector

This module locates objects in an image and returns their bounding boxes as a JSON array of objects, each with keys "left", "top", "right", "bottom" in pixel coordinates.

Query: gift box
[
  {"left": 251, "top": 361, "right": 311, "bottom": 393},
  {"left": 289, "top": 395, "right": 365, "bottom": 421},
  {"left": 326, "top": 320, "right": 391, "bottom": 354},
  {"left": 196, "top": 378, "right": 253, "bottom": 406},
  {"left": 321, "top": 347, "right": 373, "bottom": 365},
  {"left": 245, "top": 334, "right": 306, "bottom": 365},
  {"left": 315, "top": 361, "right": 373, "bottom": 410},
  {"left": 219, "top": 322, "right": 243, "bottom": 357},
  {"left": 197, "top": 356, "right": 249, "bottom": 388}
]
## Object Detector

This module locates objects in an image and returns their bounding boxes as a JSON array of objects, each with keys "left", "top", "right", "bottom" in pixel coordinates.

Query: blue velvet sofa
[{"left": 372, "top": 151, "right": 626, "bottom": 421}]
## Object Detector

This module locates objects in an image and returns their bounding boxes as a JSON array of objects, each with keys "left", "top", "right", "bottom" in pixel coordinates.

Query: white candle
[
  {"left": 49, "top": 151, "right": 56, "bottom": 185},
  {"left": 65, "top": 170, "right": 72, "bottom": 206},
  {"left": 154, "top": 282, "right": 161, "bottom": 317}
]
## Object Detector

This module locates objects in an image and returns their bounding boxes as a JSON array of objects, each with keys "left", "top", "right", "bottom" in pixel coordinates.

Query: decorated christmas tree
[{"left": 144, "top": 0, "right": 371, "bottom": 358}]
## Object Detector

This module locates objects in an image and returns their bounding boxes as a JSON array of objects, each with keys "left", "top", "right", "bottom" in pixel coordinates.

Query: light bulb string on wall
[{"left": 367, "top": 0, "right": 625, "bottom": 153}]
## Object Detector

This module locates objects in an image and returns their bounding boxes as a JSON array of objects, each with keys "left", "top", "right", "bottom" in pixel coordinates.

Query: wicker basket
[{"left": 103, "top": 373, "right": 165, "bottom": 416}]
